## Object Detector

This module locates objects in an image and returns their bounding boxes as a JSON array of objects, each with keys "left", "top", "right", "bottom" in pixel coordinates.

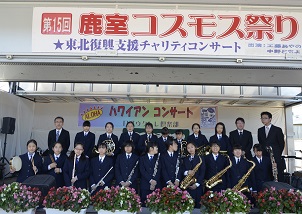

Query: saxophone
[
  {"left": 205, "top": 154, "right": 232, "bottom": 189},
  {"left": 232, "top": 156, "right": 256, "bottom": 192},
  {"left": 266, "top": 146, "right": 278, "bottom": 182},
  {"left": 180, "top": 156, "right": 202, "bottom": 190}
]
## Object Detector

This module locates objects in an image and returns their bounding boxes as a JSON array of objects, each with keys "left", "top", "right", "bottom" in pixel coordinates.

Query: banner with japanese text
[
  {"left": 78, "top": 103, "right": 201, "bottom": 129},
  {"left": 33, "top": 7, "right": 301, "bottom": 57}
]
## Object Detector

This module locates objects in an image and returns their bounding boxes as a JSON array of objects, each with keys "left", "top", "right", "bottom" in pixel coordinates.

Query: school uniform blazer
[
  {"left": 97, "top": 133, "right": 120, "bottom": 156},
  {"left": 187, "top": 133, "right": 209, "bottom": 148},
  {"left": 63, "top": 157, "right": 90, "bottom": 189},
  {"left": 252, "top": 156, "right": 272, "bottom": 192},
  {"left": 229, "top": 130, "right": 253, "bottom": 160},
  {"left": 209, "top": 135, "right": 232, "bottom": 156},
  {"left": 118, "top": 132, "right": 140, "bottom": 155},
  {"left": 89, "top": 156, "right": 114, "bottom": 188},
  {"left": 157, "top": 137, "right": 170, "bottom": 154},
  {"left": 228, "top": 157, "right": 256, "bottom": 190},
  {"left": 115, "top": 153, "right": 139, "bottom": 187},
  {"left": 161, "top": 151, "right": 182, "bottom": 184},
  {"left": 138, "top": 134, "right": 158, "bottom": 155},
  {"left": 43, "top": 154, "right": 67, "bottom": 187},
  {"left": 139, "top": 154, "right": 161, "bottom": 190},
  {"left": 204, "top": 153, "right": 229, "bottom": 191},
  {"left": 182, "top": 155, "right": 205, "bottom": 186},
  {"left": 48, "top": 128, "right": 70, "bottom": 155},
  {"left": 17, "top": 153, "right": 43, "bottom": 183},
  {"left": 74, "top": 131, "right": 95, "bottom": 158}
]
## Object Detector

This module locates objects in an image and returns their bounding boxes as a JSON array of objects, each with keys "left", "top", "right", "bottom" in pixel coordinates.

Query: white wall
[{"left": 32, "top": 102, "right": 286, "bottom": 153}]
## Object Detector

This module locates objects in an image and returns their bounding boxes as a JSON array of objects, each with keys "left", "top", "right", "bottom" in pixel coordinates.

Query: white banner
[{"left": 32, "top": 7, "right": 302, "bottom": 57}]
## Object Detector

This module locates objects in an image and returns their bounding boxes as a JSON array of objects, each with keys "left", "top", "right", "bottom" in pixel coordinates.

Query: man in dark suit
[
  {"left": 258, "top": 111, "right": 285, "bottom": 182},
  {"left": 74, "top": 121, "right": 95, "bottom": 158},
  {"left": 48, "top": 116, "right": 70, "bottom": 155},
  {"left": 229, "top": 117, "right": 253, "bottom": 160}
]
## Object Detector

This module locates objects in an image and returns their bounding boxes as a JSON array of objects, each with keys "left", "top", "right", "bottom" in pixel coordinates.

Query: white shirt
[
  {"left": 167, "top": 151, "right": 174, "bottom": 157},
  {"left": 194, "top": 134, "right": 198, "bottom": 138},
  {"left": 56, "top": 129, "right": 62, "bottom": 135},
  {"left": 107, "top": 133, "right": 111, "bottom": 138},
  {"left": 217, "top": 134, "right": 222, "bottom": 139},
  {"left": 148, "top": 153, "right": 154, "bottom": 160},
  {"left": 128, "top": 132, "right": 133, "bottom": 136},
  {"left": 256, "top": 157, "right": 262, "bottom": 164},
  {"left": 126, "top": 153, "right": 132, "bottom": 159},
  {"left": 84, "top": 131, "right": 89, "bottom": 136},
  {"left": 99, "top": 156, "right": 105, "bottom": 162},
  {"left": 212, "top": 153, "right": 219, "bottom": 161},
  {"left": 237, "top": 129, "right": 244, "bottom": 135},
  {"left": 235, "top": 157, "right": 241, "bottom": 164},
  {"left": 54, "top": 154, "right": 61, "bottom": 160},
  {"left": 28, "top": 152, "right": 35, "bottom": 160}
]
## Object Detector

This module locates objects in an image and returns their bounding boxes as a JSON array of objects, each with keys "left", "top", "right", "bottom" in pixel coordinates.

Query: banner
[
  {"left": 33, "top": 7, "right": 301, "bottom": 57},
  {"left": 78, "top": 103, "right": 201, "bottom": 129}
]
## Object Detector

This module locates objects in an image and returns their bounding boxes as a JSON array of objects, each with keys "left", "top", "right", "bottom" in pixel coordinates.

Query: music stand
[{"left": 0, "top": 133, "right": 10, "bottom": 164}]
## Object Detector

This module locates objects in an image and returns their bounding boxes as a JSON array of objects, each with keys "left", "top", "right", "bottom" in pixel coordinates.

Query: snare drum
[{"left": 10, "top": 156, "right": 22, "bottom": 171}]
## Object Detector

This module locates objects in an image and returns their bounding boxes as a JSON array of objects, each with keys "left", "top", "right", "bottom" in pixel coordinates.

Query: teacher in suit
[
  {"left": 257, "top": 111, "right": 285, "bottom": 182},
  {"left": 229, "top": 117, "right": 253, "bottom": 160},
  {"left": 48, "top": 116, "right": 70, "bottom": 156}
]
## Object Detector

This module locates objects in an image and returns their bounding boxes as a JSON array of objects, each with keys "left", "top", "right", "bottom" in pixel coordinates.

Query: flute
[{"left": 71, "top": 155, "right": 76, "bottom": 186}]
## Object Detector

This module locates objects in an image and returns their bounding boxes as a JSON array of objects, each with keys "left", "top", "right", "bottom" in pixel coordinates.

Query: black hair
[
  {"left": 54, "top": 116, "right": 64, "bottom": 122},
  {"left": 145, "top": 141, "right": 158, "bottom": 154},
  {"left": 253, "top": 144, "right": 263, "bottom": 151},
  {"left": 97, "top": 142, "right": 108, "bottom": 149},
  {"left": 52, "top": 141, "right": 62, "bottom": 148},
  {"left": 215, "top": 122, "right": 226, "bottom": 135},
  {"left": 191, "top": 123, "right": 201, "bottom": 134},
  {"left": 126, "top": 121, "right": 135, "bottom": 127},
  {"left": 235, "top": 117, "right": 245, "bottom": 124},
  {"left": 165, "top": 138, "right": 175, "bottom": 150},
  {"left": 233, "top": 144, "right": 242, "bottom": 150},
  {"left": 145, "top": 122, "right": 153, "bottom": 129},
  {"left": 186, "top": 141, "right": 197, "bottom": 148},
  {"left": 105, "top": 122, "right": 114, "bottom": 129},
  {"left": 210, "top": 141, "right": 221, "bottom": 147},
  {"left": 83, "top": 120, "right": 91, "bottom": 127},
  {"left": 261, "top": 111, "right": 272, "bottom": 119},
  {"left": 175, "top": 129, "right": 183, "bottom": 135},
  {"left": 27, "top": 139, "right": 37, "bottom": 147},
  {"left": 123, "top": 140, "right": 135, "bottom": 152},
  {"left": 161, "top": 127, "right": 169, "bottom": 135},
  {"left": 69, "top": 142, "right": 86, "bottom": 161}
]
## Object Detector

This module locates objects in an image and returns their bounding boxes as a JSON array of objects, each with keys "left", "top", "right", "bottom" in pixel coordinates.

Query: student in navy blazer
[
  {"left": 204, "top": 141, "right": 230, "bottom": 193},
  {"left": 182, "top": 142, "right": 205, "bottom": 208},
  {"left": 74, "top": 120, "right": 95, "bottom": 158},
  {"left": 187, "top": 123, "right": 209, "bottom": 148},
  {"left": 138, "top": 122, "right": 158, "bottom": 155},
  {"left": 90, "top": 143, "right": 114, "bottom": 195},
  {"left": 252, "top": 144, "right": 273, "bottom": 192},
  {"left": 161, "top": 139, "right": 182, "bottom": 188},
  {"left": 10, "top": 139, "right": 43, "bottom": 183},
  {"left": 118, "top": 121, "right": 140, "bottom": 155},
  {"left": 115, "top": 140, "right": 139, "bottom": 191},
  {"left": 209, "top": 122, "right": 232, "bottom": 156},
  {"left": 157, "top": 127, "right": 170, "bottom": 154},
  {"left": 139, "top": 141, "right": 161, "bottom": 206},
  {"left": 48, "top": 116, "right": 70, "bottom": 155},
  {"left": 97, "top": 122, "right": 119, "bottom": 158},
  {"left": 228, "top": 145, "right": 255, "bottom": 190},
  {"left": 43, "top": 142, "right": 67, "bottom": 187},
  {"left": 63, "top": 143, "right": 90, "bottom": 189}
]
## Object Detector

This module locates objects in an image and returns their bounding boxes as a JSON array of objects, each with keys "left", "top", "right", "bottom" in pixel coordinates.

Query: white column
[{"left": 285, "top": 107, "right": 295, "bottom": 174}]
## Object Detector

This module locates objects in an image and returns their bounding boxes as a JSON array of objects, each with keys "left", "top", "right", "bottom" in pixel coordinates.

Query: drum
[{"left": 10, "top": 156, "right": 22, "bottom": 171}]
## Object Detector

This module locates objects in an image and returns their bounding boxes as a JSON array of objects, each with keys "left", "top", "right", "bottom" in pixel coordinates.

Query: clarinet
[
  {"left": 175, "top": 153, "right": 180, "bottom": 183},
  {"left": 150, "top": 153, "right": 160, "bottom": 190},
  {"left": 266, "top": 146, "right": 278, "bottom": 182},
  {"left": 71, "top": 155, "right": 76, "bottom": 186},
  {"left": 126, "top": 160, "right": 139, "bottom": 183}
]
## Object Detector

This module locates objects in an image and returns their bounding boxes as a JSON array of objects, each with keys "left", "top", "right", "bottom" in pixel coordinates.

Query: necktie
[
  {"left": 55, "top": 156, "right": 58, "bottom": 162},
  {"left": 76, "top": 158, "right": 79, "bottom": 164},
  {"left": 190, "top": 156, "right": 194, "bottom": 161},
  {"left": 150, "top": 155, "right": 153, "bottom": 161},
  {"left": 195, "top": 136, "right": 198, "bottom": 139},
  {"left": 170, "top": 153, "right": 173, "bottom": 158},
  {"left": 260, "top": 159, "right": 262, "bottom": 164},
  {"left": 236, "top": 158, "right": 240, "bottom": 164},
  {"left": 218, "top": 135, "right": 222, "bottom": 140},
  {"left": 127, "top": 155, "right": 130, "bottom": 159},
  {"left": 215, "top": 155, "right": 218, "bottom": 161},
  {"left": 265, "top": 127, "right": 270, "bottom": 137},
  {"left": 163, "top": 138, "right": 167, "bottom": 142},
  {"left": 29, "top": 155, "right": 33, "bottom": 161},
  {"left": 239, "top": 132, "right": 243, "bottom": 138},
  {"left": 108, "top": 134, "right": 111, "bottom": 139},
  {"left": 84, "top": 132, "right": 87, "bottom": 137},
  {"left": 56, "top": 130, "right": 60, "bottom": 141}
]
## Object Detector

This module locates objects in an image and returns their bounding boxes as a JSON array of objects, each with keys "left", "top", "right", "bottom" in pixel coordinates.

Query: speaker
[
  {"left": 1, "top": 117, "right": 16, "bottom": 134},
  {"left": 23, "top": 174, "right": 56, "bottom": 196},
  {"left": 262, "top": 181, "right": 294, "bottom": 191}
]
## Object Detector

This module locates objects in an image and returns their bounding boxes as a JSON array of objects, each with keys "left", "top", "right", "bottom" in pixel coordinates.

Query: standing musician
[
  {"left": 187, "top": 123, "right": 209, "bottom": 148},
  {"left": 258, "top": 111, "right": 285, "bottom": 182},
  {"left": 118, "top": 121, "right": 140, "bottom": 155},
  {"left": 157, "top": 127, "right": 171, "bottom": 154},
  {"left": 204, "top": 141, "right": 230, "bottom": 193},
  {"left": 228, "top": 144, "right": 255, "bottom": 192},
  {"left": 181, "top": 142, "right": 205, "bottom": 208},
  {"left": 115, "top": 140, "right": 139, "bottom": 191},
  {"left": 63, "top": 142, "right": 89, "bottom": 189},
  {"left": 139, "top": 141, "right": 161, "bottom": 206},
  {"left": 138, "top": 122, "right": 158, "bottom": 156},
  {"left": 90, "top": 142, "right": 114, "bottom": 195},
  {"left": 161, "top": 139, "right": 181, "bottom": 188},
  {"left": 98, "top": 122, "right": 119, "bottom": 158},
  {"left": 43, "top": 141, "right": 67, "bottom": 187},
  {"left": 175, "top": 129, "right": 185, "bottom": 156},
  {"left": 74, "top": 120, "right": 95, "bottom": 158},
  {"left": 252, "top": 144, "right": 273, "bottom": 192},
  {"left": 209, "top": 122, "right": 232, "bottom": 156},
  {"left": 10, "top": 139, "right": 43, "bottom": 183},
  {"left": 229, "top": 117, "right": 253, "bottom": 160},
  {"left": 48, "top": 116, "right": 70, "bottom": 156}
]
